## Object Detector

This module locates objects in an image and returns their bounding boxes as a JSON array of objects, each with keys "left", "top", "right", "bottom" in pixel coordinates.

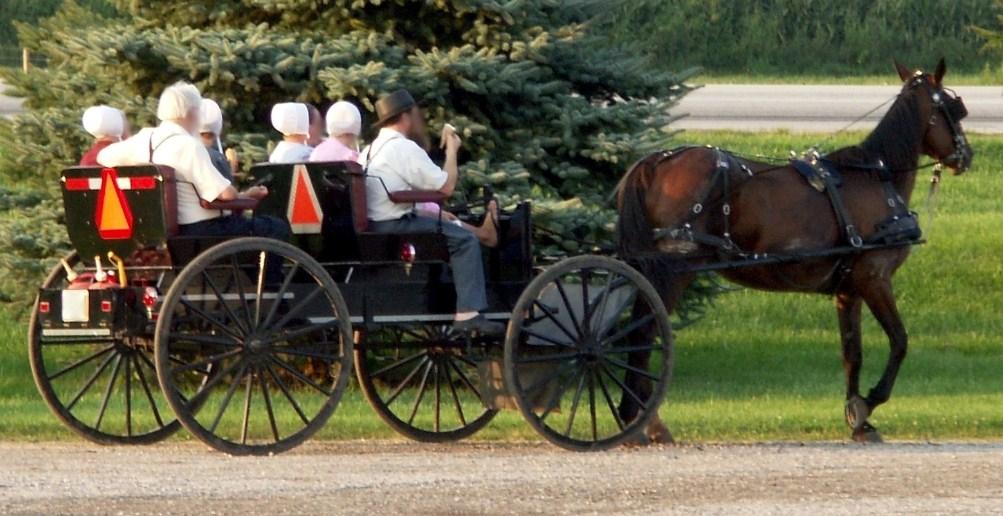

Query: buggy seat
[
  {"left": 249, "top": 161, "right": 451, "bottom": 263},
  {"left": 60, "top": 165, "right": 178, "bottom": 269}
]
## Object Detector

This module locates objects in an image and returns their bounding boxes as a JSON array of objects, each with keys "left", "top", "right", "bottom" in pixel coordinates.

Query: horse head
[{"left": 894, "top": 58, "right": 973, "bottom": 174}]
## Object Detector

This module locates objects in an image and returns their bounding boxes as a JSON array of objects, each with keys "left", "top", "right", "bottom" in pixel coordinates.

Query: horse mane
[{"left": 825, "top": 85, "right": 923, "bottom": 172}]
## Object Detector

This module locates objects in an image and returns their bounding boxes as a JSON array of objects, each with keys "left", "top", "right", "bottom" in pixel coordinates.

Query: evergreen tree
[{"left": 0, "top": 0, "right": 701, "bottom": 310}]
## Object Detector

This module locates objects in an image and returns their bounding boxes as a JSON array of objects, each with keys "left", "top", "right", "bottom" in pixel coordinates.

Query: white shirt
[
  {"left": 269, "top": 141, "right": 313, "bottom": 163},
  {"left": 97, "top": 121, "right": 231, "bottom": 225},
  {"left": 359, "top": 128, "right": 448, "bottom": 222}
]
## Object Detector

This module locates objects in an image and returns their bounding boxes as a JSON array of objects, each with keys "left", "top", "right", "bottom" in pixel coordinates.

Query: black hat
[{"left": 373, "top": 89, "right": 417, "bottom": 128}]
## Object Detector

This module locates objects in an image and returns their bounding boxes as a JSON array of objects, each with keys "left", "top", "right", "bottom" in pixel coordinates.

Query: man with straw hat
[{"left": 360, "top": 89, "right": 502, "bottom": 335}]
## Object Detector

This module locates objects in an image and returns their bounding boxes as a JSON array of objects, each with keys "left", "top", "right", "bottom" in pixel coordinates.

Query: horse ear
[
  {"left": 934, "top": 57, "right": 947, "bottom": 85},
  {"left": 894, "top": 60, "right": 912, "bottom": 82}
]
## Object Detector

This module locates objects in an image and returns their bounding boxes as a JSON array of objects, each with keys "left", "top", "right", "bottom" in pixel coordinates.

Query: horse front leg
[
  {"left": 836, "top": 292, "right": 878, "bottom": 442},
  {"left": 855, "top": 278, "right": 909, "bottom": 442}
]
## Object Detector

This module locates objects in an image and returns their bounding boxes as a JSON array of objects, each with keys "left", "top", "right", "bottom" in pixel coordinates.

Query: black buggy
[{"left": 29, "top": 161, "right": 672, "bottom": 454}]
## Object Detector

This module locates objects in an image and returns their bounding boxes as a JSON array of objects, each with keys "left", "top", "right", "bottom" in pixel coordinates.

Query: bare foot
[{"left": 474, "top": 200, "right": 499, "bottom": 247}]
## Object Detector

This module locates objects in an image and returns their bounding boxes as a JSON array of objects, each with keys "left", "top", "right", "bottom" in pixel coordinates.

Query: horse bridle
[{"left": 910, "top": 73, "right": 971, "bottom": 172}]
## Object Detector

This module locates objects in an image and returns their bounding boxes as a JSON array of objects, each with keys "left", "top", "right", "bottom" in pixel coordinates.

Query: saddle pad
[{"left": 790, "top": 159, "right": 842, "bottom": 192}]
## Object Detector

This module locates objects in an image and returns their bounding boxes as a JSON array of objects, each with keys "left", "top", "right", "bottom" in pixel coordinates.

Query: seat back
[
  {"left": 61, "top": 165, "right": 177, "bottom": 265},
  {"left": 251, "top": 160, "right": 363, "bottom": 259},
  {"left": 349, "top": 170, "right": 370, "bottom": 233}
]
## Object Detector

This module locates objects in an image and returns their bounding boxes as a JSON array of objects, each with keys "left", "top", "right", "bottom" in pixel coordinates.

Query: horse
[{"left": 615, "top": 59, "right": 973, "bottom": 443}]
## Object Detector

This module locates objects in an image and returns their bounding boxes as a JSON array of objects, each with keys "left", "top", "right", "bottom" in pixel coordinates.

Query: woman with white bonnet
[
  {"left": 269, "top": 102, "right": 313, "bottom": 163},
  {"left": 309, "top": 100, "right": 361, "bottom": 163},
  {"left": 79, "top": 105, "right": 126, "bottom": 166},
  {"left": 198, "top": 98, "right": 233, "bottom": 180}
]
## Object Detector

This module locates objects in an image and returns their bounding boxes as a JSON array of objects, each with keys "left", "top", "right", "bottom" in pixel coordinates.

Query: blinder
[{"left": 943, "top": 93, "right": 967, "bottom": 121}]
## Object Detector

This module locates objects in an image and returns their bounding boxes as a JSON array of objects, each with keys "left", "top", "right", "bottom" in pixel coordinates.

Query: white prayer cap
[
  {"left": 199, "top": 98, "right": 224, "bottom": 135},
  {"left": 326, "top": 101, "right": 361, "bottom": 136},
  {"left": 270, "top": 102, "right": 309, "bottom": 136},
  {"left": 157, "top": 81, "right": 202, "bottom": 121},
  {"left": 82, "top": 105, "right": 124, "bottom": 139}
]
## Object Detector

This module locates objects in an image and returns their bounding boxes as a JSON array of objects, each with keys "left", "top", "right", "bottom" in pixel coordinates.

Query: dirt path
[{"left": 1, "top": 441, "right": 1001, "bottom": 514}]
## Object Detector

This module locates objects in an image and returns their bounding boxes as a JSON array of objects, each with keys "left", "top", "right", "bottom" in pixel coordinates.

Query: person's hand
[
  {"left": 242, "top": 185, "right": 268, "bottom": 200},
  {"left": 225, "top": 147, "right": 240, "bottom": 175},
  {"left": 440, "top": 123, "right": 461, "bottom": 153}
]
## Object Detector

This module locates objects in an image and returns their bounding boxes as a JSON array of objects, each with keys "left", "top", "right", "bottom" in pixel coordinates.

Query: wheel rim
[
  {"left": 28, "top": 252, "right": 181, "bottom": 444},
  {"left": 356, "top": 325, "right": 497, "bottom": 442},
  {"left": 156, "top": 238, "right": 353, "bottom": 455},
  {"left": 504, "top": 256, "right": 672, "bottom": 450}
]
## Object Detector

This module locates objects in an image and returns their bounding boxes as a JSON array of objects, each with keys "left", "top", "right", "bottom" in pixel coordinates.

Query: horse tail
[
  {"left": 615, "top": 150, "right": 696, "bottom": 311},
  {"left": 616, "top": 153, "right": 662, "bottom": 255}
]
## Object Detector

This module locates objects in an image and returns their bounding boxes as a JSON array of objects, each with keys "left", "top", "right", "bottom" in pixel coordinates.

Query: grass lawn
[{"left": 1, "top": 130, "right": 1001, "bottom": 445}]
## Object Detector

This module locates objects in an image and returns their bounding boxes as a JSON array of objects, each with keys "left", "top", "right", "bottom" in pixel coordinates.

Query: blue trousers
[
  {"left": 178, "top": 214, "right": 291, "bottom": 283},
  {"left": 369, "top": 214, "right": 488, "bottom": 312}
]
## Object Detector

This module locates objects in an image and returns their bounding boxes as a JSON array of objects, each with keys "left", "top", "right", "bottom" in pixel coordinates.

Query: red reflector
[
  {"left": 400, "top": 243, "right": 416, "bottom": 263},
  {"left": 129, "top": 176, "right": 157, "bottom": 190},
  {"left": 38, "top": 301, "right": 50, "bottom": 313},
  {"left": 142, "top": 287, "right": 158, "bottom": 308},
  {"left": 64, "top": 178, "right": 91, "bottom": 191},
  {"left": 100, "top": 300, "right": 113, "bottom": 312}
]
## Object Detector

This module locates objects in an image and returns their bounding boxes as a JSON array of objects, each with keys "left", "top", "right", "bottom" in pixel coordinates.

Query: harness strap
[{"left": 813, "top": 158, "right": 863, "bottom": 248}]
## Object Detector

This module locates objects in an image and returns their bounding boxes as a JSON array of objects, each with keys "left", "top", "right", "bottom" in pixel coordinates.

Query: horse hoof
[
  {"left": 852, "top": 421, "right": 883, "bottom": 443},
  {"left": 852, "top": 429, "right": 883, "bottom": 443},
  {"left": 845, "top": 395, "right": 871, "bottom": 431},
  {"left": 621, "top": 430, "right": 651, "bottom": 448},
  {"left": 646, "top": 418, "right": 675, "bottom": 445}
]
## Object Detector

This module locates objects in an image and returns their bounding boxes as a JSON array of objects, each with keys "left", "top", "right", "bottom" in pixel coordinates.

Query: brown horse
[{"left": 615, "top": 59, "right": 972, "bottom": 443}]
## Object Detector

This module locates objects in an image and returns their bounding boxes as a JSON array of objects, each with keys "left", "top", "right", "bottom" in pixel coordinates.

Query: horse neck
[{"left": 859, "top": 95, "right": 924, "bottom": 204}]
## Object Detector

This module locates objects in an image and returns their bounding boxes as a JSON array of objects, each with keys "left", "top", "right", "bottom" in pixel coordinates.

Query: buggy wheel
[
  {"left": 155, "top": 237, "right": 353, "bottom": 455},
  {"left": 28, "top": 252, "right": 182, "bottom": 444},
  {"left": 355, "top": 325, "right": 498, "bottom": 442},
  {"left": 504, "top": 255, "right": 673, "bottom": 451}
]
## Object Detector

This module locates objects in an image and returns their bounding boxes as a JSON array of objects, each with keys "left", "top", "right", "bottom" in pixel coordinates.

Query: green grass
[
  {"left": 695, "top": 71, "right": 1003, "bottom": 86},
  {"left": 3, "top": 130, "right": 1002, "bottom": 444}
]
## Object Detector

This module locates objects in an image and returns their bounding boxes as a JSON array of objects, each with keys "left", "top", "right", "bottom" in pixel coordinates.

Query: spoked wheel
[
  {"left": 356, "top": 324, "right": 498, "bottom": 442},
  {"left": 155, "top": 237, "right": 353, "bottom": 455},
  {"left": 28, "top": 252, "right": 182, "bottom": 444},
  {"left": 504, "top": 255, "right": 673, "bottom": 451}
]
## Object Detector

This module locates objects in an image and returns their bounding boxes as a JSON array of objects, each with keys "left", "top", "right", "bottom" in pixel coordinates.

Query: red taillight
[
  {"left": 38, "top": 301, "right": 50, "bottom": 313},
  {"left": 129, "top": 176, "right": 157, "bottom": 190},
  {"left": 64, "top": 178, "right": 91, "bottom": 191},
  {"left": 400, "top": 243, "right": 416, "bottom": 264},
  {"left": 142, "top": 287, "right": 158, "bottom": 308},
  {"left": 100, "top": 300, "right": 113, "bottom": 313}
]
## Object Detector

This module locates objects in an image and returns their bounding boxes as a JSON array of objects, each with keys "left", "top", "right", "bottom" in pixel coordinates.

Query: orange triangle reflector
[
  {"left": 95, "top": 168, "right": 134, "bottom": 240},
  {"left": 287, "top": 164, "right": 323, "bottom": 234}
]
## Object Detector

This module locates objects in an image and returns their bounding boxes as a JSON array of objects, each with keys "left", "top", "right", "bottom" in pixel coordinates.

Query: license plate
[{"left": 61, "top": 290, "right": 90, "bottom": 322}]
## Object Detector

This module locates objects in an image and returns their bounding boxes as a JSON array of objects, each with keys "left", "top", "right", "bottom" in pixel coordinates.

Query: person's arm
[
  {"left": 96, "top": 130, "right": 149, "bottom": 167},
  {"left": 188, "top": 141, "right": 268, "bottom": 202},
  {"left": 438, "top": 126, "right": 461, "bottom": 196},
  {"left": 215, "top": 184, "right": 267, "bottom": 201}
]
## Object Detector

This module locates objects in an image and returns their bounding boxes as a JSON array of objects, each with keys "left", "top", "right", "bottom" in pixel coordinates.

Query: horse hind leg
[{"left": 618, "top": 270, "right": 694, "bottom": 446}]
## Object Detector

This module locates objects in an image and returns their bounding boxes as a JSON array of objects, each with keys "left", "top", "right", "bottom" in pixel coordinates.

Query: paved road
[
  {"left": 2, "top": 441, "right": 1002, "bottom": 514},
  {"left": 0, "top": 80, "right": 23, "bottom": 118},
  {"left": 675, "top": 84, "right": 1003, "bottom": 133},
  {"left": 5, "top": 80, "right": 1003, "bottom": 133}
]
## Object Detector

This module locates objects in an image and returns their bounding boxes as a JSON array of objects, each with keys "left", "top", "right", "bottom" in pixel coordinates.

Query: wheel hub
[{"left": 246, "top": 337, "right": 269, "bottom": 354}]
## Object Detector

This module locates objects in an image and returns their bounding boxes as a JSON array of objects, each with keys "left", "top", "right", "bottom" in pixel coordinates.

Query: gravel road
[{"left": 1, "top": 441, "right": 1002, "bottom": 515}]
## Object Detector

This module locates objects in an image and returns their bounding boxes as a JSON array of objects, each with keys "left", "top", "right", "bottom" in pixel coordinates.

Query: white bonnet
[
  {"left": 82, "top": 105, "right": 124, "bottom": 139},
  {"left": 270, "top": 102, "right": 309, "bottom": 136},
  {"left": 325, "top": 101, "right": 362, "bottom": 136}
]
